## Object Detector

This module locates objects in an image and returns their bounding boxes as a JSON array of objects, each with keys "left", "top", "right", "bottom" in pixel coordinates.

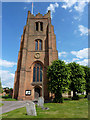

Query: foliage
[
  {"left": 78, "top": 94, "right": 85, "bottom": 99},
  {"left": 47, "top": 60, "right": 70, "bottom": 103},
  {"left": 2, "top": 94, "right": 12, "bottom": 99},
  {"left": 1, "top": 94, "right": 17, "bottom": 101},
  {"left": 3, "top": 87, "right": 13, "bottom": 94},
  {"left": 82, "top": 66, "right": 90, "bottom": 96},
  {"left": 68, "top": 62, "right": 86, "bottom": 99}
]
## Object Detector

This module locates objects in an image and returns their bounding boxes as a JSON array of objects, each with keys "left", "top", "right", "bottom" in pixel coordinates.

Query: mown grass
[
  {"left": 2, "top": 98, "right": 88, "bottom": 118},
  {"left": 2, "top": 98, "right": 17, "bottom": 101}
]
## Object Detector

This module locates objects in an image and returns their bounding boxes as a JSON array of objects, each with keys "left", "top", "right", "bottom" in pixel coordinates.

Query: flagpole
[{"left": 32, "top": 2, "right": 33, "bottom": 14}]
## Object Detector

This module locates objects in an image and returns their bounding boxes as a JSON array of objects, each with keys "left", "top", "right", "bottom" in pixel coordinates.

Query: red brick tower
[{"left": 13, "top": 11, "right": 58, "bottom": 100}]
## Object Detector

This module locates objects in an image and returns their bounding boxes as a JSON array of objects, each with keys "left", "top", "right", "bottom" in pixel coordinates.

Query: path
[{"left": 0, "top": 101, "right": 26, "bottom": 114}]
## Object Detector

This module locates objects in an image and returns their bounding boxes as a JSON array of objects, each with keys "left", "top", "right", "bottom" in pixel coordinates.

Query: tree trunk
[
  {"left": 54, "top": 88, "right": 63, "bottom": 103},
  {"left": 73, "top": 90, "right": 76, "bottom": 97}
]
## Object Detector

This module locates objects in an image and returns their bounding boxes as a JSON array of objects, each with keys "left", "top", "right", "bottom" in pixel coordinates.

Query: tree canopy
[
  {"left": 68, "top": 62, "right": 85, "bottom": 98},
  {"left": 47, "top": 60, "right": 70, "bottom": 103}
]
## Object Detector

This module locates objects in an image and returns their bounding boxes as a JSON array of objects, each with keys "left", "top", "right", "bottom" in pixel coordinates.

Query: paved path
[{"left": 0, "top": 101, "right": 26, "bottom": 114}]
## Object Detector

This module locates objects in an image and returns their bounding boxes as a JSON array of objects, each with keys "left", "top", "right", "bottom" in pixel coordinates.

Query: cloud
[
  {"left": 61, "top": 0, "right": 77, "bottom": 9},
  {"left": 0, "top": 59, "right": 17, "bottom": 67},
  {"left": 78, "top": 25, "right": 88, "bottom": 36},
  {"left": 72, "top": 58, "right": 88, "bottom": 66},
  {"left": 77, "top": 59, "right": 88, "bottom": 66},
  {"left": 47, "top": 3, "right": 59, "bottom": 18},
  {"left": 24, "top": 7, "right": 27, "bottom": 9},
  {"left": 69, "top": 9, "right": 72, "bottom": 12},
  {"left": 61, "top": 1, "right": 88, "bottom": 14},
  {"left": 58, "top": 51, "right": 67, "bottom": 58},
  {"left": 74, "top": 2, "right": 86, "bottom": 13},
  {"left": 61, "top": 59, "right": 71, "bottom": 64},
  {"left": 71, "top": 48, "right": 88, "bottom": 59},
  {"left": 63, "top": 58, "right": 88, "bottom": 66},
  {"left": 0, "top": 70, "right": 15, "bottom": 88},
  {"left": 89, "top": 59, "right": 90, "bottom": 67},
  {"left": 62, "top": 48, "right": 89, "bottom": 66},
  {"left": 74, "top": 16, "right": 81, "bottom": 21},
  {"left": 72, "top": 58, "right": 80, "bottom": 61},
  {"left": 62, "top": 58, "right": 88, "bottom": 66},
  {"left": 25, "top": 0, "right": 31, "bottom": 2}
]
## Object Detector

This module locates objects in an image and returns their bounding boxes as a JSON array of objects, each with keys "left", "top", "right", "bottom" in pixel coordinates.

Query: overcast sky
[{"left": 0, "top": 1, "right": 89, "bottom": 88}]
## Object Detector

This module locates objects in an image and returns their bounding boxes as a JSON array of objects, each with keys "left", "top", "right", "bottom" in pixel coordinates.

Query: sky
[{"left": 0, "top": 1, "right": 89, "bottom": 88}]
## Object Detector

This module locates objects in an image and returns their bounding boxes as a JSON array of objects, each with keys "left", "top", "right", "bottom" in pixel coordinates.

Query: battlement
[{"left": 27, "top": 10, "right": 51, "bottom": 19}]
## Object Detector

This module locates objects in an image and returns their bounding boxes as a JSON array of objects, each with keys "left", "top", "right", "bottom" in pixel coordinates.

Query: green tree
[
  {"left": 0, "top": 78, "right": 3, "bottom": 93},
  {"left": 47, "top": 60, "right": 70, "bottom": 103},
  {"left": 68, "top": 62, "right": 85, "bottom": 99},
  {"left": 82, "top": 66, "right": 90, "bottom": 96}
]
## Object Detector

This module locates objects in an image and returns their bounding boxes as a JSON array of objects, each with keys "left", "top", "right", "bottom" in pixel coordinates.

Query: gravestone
[
  {"left": 26, "top": 101, "right": 37, "bottom": 116},
  {"left": 38, "top": 97, "right": 44, "bottom": 108}
]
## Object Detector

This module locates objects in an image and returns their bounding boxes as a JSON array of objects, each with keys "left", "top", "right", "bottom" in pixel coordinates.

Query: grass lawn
[
  {"left": 2, "top": 98, "right": 17, "bottom": 101},
  {"left": 2, "top": 98, "right": 88, "bottom": 118},
  {"left": 0, "top": 98, "right": 17, "bottom": 101}
]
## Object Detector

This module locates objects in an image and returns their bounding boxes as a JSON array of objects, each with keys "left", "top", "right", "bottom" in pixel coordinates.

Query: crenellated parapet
[{"left": 27, "top": 10, "right": 51, "bottom": 24}]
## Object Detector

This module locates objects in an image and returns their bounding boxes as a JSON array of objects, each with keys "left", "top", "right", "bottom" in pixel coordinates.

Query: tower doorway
[{"left": 34, "top": 86, "right": 42, "bottom": 99}]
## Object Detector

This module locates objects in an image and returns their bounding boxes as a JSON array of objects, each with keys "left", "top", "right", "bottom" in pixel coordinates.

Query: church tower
[{"left": 13, "top": 11, "right": 58, "bottom": 100}]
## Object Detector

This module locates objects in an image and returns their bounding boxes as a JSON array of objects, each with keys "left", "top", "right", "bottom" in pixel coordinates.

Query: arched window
[
  {"left": 35, "top": 40, "right": 42, "bottom": 50},
  {"left": 33, "top": 63, "right": 42, "bottom": 82}
]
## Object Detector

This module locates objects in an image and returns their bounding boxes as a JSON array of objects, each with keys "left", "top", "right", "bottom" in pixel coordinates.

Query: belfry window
[
  {"left": 36, "top": 22, "right": 38, "bottom": 31},
  {"left": 40, "top": 22, "right": 43, "bottom": 31},
  {"left": 33, "top": 63, "right": 42, "bottom": 82},
  {"left": 35, "top": 40, "right": 42, "bottom": 51},
  {"left": 35, "top": 22, "right": 43, "bottom": 31}
]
